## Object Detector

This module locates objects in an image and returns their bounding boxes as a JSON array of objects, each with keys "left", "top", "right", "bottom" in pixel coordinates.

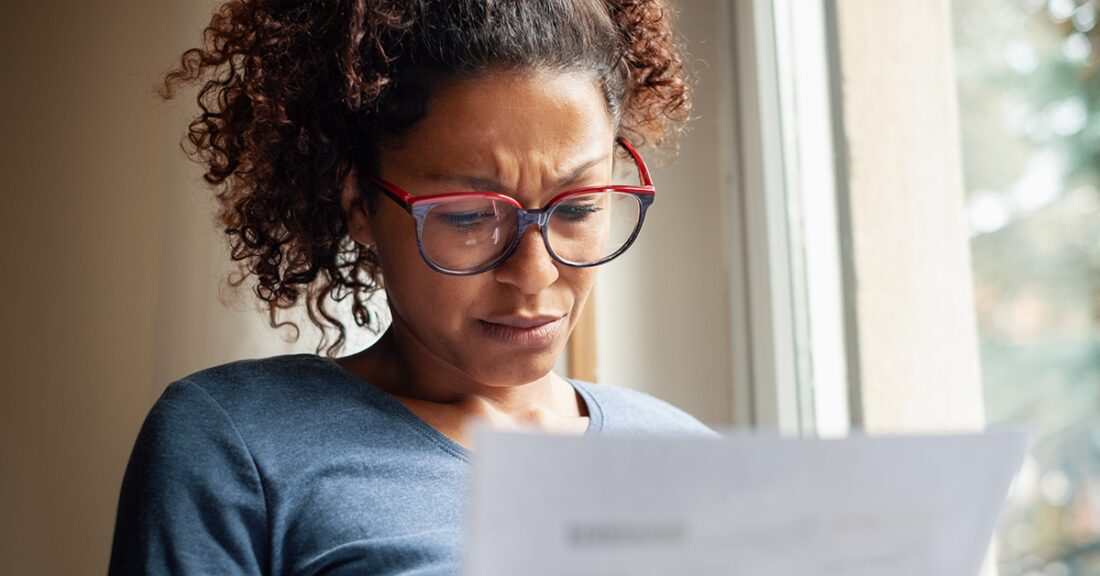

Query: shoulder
[
  {"left": 572, "top": 381, "right": 716, "bottom": 437},
  {"left": 111, "top": 362, "right": 281, "bottom": 574},
  {"left": 129, "top": 354, "right": 344, "bottom": 471},
  {"left": 178, "top": 353, "right": 341, "bottom": 402},
  {"left": 167, "top": 354, "right": 368, "bottom": 424},
  {"left": 152, "top": 354, "right": 407, "bottom": 454}
]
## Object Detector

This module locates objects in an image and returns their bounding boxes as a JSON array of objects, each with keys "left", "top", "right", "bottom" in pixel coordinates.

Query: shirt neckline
[{"left": 311, "top": 355, "right": 604, "bottom": 462}]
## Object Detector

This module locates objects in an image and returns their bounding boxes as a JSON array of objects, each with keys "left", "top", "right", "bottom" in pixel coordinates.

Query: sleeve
[{"left": 108, "top": 379, "right": 269, "bottom": 576}]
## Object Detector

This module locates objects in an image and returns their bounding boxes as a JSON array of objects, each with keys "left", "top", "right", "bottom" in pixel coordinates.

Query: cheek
[
  {"left": 370, "top": 208, "right": 421, "bottom": 280},
  {"left": 565, "top": 267, "right": 598, "bottom": 312},
  {"left": 372, "top": 216, "right": 487, "bottom": 323},
  {"left": 389, "top": 275, "right": 479, "bottom": 322}
]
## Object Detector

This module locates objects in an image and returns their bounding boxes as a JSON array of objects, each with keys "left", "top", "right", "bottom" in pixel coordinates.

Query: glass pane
[
  {"left": 772, "top": 0, "right": 851, "bottom": 436},
  {"left": 548, "top": 192, "right": 640, "bottom": 264},
  {"left": 422, "top": 199, "right": 517, "bottom": 271},
  {"left": 952, "top": 0, "right": 1100, "bottom": 573}
]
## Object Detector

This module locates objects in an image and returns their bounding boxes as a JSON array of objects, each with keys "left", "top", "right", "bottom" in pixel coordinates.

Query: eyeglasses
[{"left": 369, "top": 138, "right": 655, "bottom": 275}]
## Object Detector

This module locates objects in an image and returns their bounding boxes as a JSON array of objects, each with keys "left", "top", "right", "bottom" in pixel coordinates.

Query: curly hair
[{"left": 162, "top": 0, "right": 692, "bottom": 355}]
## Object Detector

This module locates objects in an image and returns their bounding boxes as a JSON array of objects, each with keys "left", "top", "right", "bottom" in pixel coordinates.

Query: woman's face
[{"left": 352, "top": 70, "right": 616, "bottom": 388}]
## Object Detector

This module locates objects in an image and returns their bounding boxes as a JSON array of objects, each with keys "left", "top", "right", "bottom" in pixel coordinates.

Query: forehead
[{"left": 380, "top": 70, "right": 616, "bottom": 179}]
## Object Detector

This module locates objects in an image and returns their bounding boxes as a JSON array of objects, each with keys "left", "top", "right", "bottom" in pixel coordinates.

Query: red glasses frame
[{"left": 368, "top": 137, "right": 656, "bottom": 275}]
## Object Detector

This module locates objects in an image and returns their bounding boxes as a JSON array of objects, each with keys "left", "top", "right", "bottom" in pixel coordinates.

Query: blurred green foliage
[{"left": 953, "top": 0, "right": 1100, "bottom": 574}]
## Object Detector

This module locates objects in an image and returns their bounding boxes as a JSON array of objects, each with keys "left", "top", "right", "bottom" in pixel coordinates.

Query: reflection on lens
[
  {"left": 421, "top": 198, "right": 518, "bottom": 271},
  {"left": 548, "top": 192, "right": 641, "bottom": 264}
]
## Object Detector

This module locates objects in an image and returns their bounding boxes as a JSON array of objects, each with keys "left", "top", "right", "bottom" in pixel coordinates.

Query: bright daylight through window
[{"left": 954, "top": 0, "right": 1100, "bottom": 573}]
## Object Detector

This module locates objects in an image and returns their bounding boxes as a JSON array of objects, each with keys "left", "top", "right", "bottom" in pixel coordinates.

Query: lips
[{"left": 479, "top": 314, "right": 566, "bottom": 347}]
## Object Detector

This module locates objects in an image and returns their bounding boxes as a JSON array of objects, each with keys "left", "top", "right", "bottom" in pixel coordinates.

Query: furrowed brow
[
  {"left": 422, "top": 153, "right": 610, "bottom": 193},
  {"left": 425, "top": 173, "right": 504, "bottom": 192},
  {"left": 556, "top": 155, "right": 609, "bottom": 189}
]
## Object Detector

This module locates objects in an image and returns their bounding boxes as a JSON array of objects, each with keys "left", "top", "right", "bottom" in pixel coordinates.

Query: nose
[{"left": 492, "top": 226, "right": 559, "bottom": 294}]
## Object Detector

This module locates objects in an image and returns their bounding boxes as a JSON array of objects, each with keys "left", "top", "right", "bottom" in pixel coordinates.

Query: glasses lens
[
  {"left": 420, "top": 198, "right": 518, "bottom": 272},
  {"left": 547, "top": 191, "right": 642, "bottom": 265}
]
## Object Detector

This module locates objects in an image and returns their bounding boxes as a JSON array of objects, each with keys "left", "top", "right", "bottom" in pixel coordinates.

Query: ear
[{"left": 340, "top": 168, "right": 376, "bottom": 246}]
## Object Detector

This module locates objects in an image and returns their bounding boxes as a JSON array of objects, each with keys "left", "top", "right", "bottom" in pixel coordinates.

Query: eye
[
  {"left": 435, "top": 209, "right": 498, "bottom": 230},
  {"left": 554, "top": 202, "right": 603, "bottom": 222}
]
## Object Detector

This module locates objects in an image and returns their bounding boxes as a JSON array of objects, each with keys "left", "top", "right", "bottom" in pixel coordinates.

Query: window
[
  {"left": 570, "top": 7, "right": 1094, "bottom": 572},
  {"left": 954, "top": 0, "right": 1100, "bottom": 573}
]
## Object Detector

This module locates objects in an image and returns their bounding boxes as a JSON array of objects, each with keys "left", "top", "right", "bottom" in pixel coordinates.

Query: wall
[
  {"left": 0, "top": 1, "right": 308, "bottom": 573},
  {"left": 830, "top": 0, "right": 986, "bottom": 433},
  {"left": 596, "top": 0, "right": 738, "bottom": 427}
]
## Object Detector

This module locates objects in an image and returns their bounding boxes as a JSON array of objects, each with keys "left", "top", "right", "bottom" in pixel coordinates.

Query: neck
[{"left": 339, "top": 327, "right": 583, "bottom": 425}]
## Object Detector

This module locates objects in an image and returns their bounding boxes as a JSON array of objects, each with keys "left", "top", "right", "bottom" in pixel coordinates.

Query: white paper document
[{"left": 464, "top": 429, "right": 1028, "bottom": 576}]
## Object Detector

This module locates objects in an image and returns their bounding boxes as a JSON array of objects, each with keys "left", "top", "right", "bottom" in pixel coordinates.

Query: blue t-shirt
[{"left": 108, "top": 354, "right": 712, "bottom": 575}]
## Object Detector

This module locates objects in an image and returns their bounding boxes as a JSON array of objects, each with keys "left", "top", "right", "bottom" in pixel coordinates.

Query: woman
[{"left": 109, "top": 0, "right": 710, "bottom": 574}]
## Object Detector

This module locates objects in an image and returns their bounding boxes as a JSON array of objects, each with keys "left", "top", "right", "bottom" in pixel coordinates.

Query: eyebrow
[
  {"left": 425, "top": 153, "right": 609, "bottom": 192},
  {"left": 556, "top": 155, "right": 610, "bottom": 188}
]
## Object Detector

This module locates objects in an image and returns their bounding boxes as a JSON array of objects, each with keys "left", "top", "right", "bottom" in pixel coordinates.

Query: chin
[{"left": 466, "top": 349, "right": 563, "bottom": 387}]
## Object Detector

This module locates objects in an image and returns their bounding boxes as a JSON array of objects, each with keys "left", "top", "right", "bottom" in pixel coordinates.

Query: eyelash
[
  {"left": 439, "top": 210, "right": 497, "bottom": 228},
  {"left": 554, "top": 203, "right": 601, "bottom": 221}
]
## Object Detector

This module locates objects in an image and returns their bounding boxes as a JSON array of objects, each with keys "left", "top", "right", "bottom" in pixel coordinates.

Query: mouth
[{"left": 478, "top": 314, "right": 567, "bottom": 348}]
